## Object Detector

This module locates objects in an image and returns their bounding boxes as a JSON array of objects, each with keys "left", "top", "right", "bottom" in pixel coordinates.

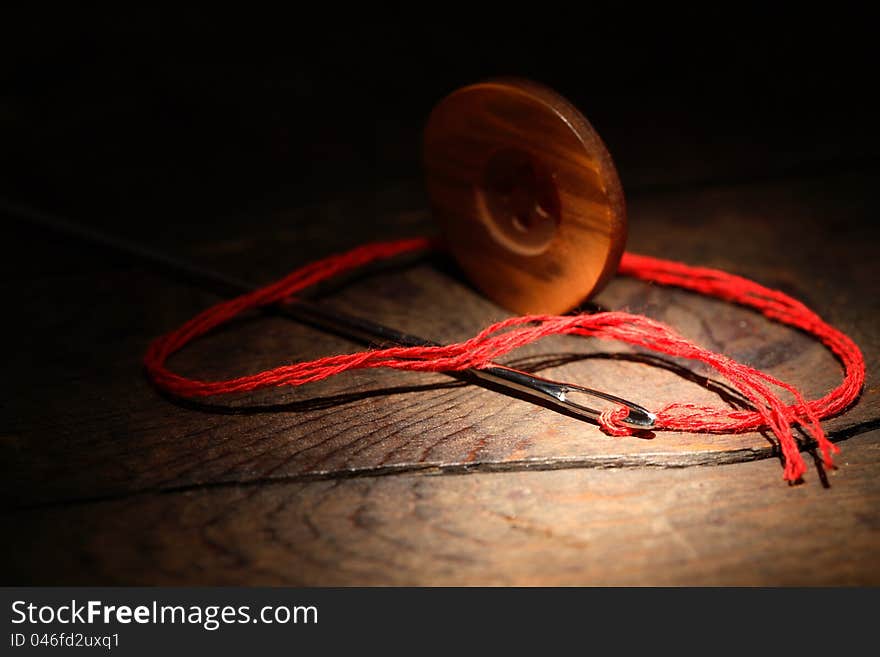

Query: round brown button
[{"left": 423, "top": 78, "right": 627, "bottom": 314}]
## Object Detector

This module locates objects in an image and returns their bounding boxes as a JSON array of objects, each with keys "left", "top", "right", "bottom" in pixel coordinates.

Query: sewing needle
[{"left": 3, "top": 200, "right": 656, "bottom": 429}]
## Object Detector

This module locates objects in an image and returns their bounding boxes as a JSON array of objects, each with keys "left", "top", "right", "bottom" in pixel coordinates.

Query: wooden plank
[
  {"left": 3, "top": 428, "right": 879, "bottom": 585},
  {"left": 3, "top": 172, "right": 878, "bottom": 508}
]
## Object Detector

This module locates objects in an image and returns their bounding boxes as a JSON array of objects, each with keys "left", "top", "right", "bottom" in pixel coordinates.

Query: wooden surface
[
  {"left": 424, "top": 79, "right": 626, "bottom": 314},
  {"left": 2, "top": 169, "right": 879, "bottom": 585}
]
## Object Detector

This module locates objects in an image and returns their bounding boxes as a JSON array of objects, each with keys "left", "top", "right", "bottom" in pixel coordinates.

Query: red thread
[
  {"left": 144, "top": 239, "right": 865, "bottom": 482},
  {"left": 598, "top": 407, "right": 632, "bottom": 437}
]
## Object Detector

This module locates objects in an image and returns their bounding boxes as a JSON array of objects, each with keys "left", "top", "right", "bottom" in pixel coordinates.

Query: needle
[{"left": 3, "top": 199, "right": 656, "bottom": 429}]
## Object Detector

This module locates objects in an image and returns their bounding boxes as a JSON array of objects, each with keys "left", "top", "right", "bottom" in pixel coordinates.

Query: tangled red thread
[{"left": 144, "top": 237, "right": 865, "bottom": 482}]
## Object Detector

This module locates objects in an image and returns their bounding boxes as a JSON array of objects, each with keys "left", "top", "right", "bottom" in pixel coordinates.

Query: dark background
[{"left": 1, "top": 8, "right": 876, "bottom": 239}]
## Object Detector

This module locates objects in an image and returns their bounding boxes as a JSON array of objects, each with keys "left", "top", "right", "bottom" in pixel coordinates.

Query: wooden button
[{"left": 423, "top": 78, "right": 626, "bottom": 314}]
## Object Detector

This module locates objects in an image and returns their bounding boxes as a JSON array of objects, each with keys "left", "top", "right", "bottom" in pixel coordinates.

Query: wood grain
[
  {"left": 4, "top": 429, "right": 879, "bottom": 586},
  {"left": 3, "top": 173, "right": 878, "bottom": 511},
  {"left": 2, "top": 170, "right": 878, "bottom": 584}
]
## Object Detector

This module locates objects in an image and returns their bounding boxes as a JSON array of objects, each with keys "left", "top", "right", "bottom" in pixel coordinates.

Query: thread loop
[
  {"left": 144, "top": 239, "right": 865, "bottom": 483},
  {"left": 598, "top": 407, "right": 633, "bottom": 437}
]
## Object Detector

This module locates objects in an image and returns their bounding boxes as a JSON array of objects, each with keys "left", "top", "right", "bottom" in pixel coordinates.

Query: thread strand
[{"left": 144, "top": 240, "right": 865, "bottom": 482}]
